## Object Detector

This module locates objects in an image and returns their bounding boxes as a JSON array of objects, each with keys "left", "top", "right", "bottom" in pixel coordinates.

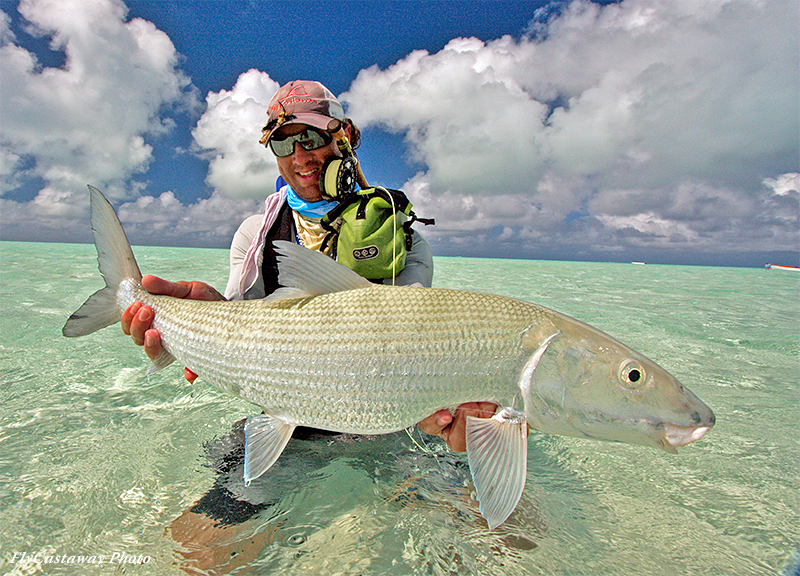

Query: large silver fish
[{"left": 64, "top": 187, "right": 715, "bottom": 529}]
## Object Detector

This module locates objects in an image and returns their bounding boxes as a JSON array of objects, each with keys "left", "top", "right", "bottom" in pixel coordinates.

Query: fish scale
[
  {"left": 64, "top": 187, "right": 714, "bottom": 529},
  {"left": 135, "top": 283, "right": 537, "bottom": 434}
]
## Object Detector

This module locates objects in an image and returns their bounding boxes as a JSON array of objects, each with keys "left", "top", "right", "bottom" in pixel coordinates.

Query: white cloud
[
  {"left": 0, "top": 0, "right": 265, "bottom": 249},
  {"left": 342, "top": 0, "right": 799, "bottom": 260},
  {"left": 192, "top": 69, "right": 281, "bottom": 199},
  {"left": 0, "top": 188, "right": 262, "bottom": 248},
  {"left": 103, "top": 70, "right": 282, "bottom": 247},
  {"left": 117, "top": 191, "right": 261, "bottom": 246},
  {"left": 763, "top": 173, "right": 800, "bottom": 197},
  {"left": 596, "top": 212, "right": 700, "bottom": 244},
  {"left": 0, "top": 0, "right": 195, "bottom": 208}
]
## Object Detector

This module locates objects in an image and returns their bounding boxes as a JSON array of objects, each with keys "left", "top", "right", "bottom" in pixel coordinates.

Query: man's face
[{"left": 273, "top": 123, "right": 341, "bottom": 202}]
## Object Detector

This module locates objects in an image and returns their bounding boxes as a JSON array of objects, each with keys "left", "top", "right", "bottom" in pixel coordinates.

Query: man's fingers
[
  {"left": 141, "top": 275, "right": 188, "bottom": 298},
  {"left": 417, "top": 409, "right": 454, "bottom": 435},
  {"left": 141, "top": 275, "right": 224, "bottom": 301},
  {"left": 123, "top": 277, "right": 221, "bottom": 375},
  {"left": 466, "top": 402, "right": 499, "bottom": 419},
  {"left": 441, "top": 416, "right": 469, "bottom": 453},
  {"left": 143, "top": 329, "right": 162, "bottom": 361},
  {"left": 416, "top": 403, "right": 501, "bottom": 453},
  {"left": 442, "top": 402, "right": 499, "bottom": 453},
  {"left": 127, "top": 305, "right": 154, "bottom": 346},
  {"left": 121, "top": 301, "right": 142, "bottom": 336}
]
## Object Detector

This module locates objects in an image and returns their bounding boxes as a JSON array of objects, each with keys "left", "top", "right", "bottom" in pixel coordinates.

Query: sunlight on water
[{"left": 1, "top": 241, "right": 797, "bottom": 575}]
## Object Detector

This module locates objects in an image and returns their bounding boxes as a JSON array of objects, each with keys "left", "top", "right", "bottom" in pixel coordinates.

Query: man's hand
[
  {"left": 121, "top": 275, "right": 224, "bottom": 383},
  {"left": 417, "top": 402, "right": 499, "bottom": 452}
]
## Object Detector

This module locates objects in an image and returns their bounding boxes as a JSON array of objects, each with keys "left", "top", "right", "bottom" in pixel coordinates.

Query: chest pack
[{"left": 320, "top": 187, "right": 434, "bottom": 281}]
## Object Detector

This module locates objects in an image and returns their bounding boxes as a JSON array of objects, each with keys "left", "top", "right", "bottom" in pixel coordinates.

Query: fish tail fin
[{"left": 62, "top": 186, "right": 143, "bottom": 337}]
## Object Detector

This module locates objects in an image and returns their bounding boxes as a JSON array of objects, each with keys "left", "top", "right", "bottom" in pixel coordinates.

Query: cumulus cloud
[
  {"left": 342, "top": 0, "right": 799, "bottom": 261},
  {"left": 1, "top": 0, "right": 796, "bottom": 265},
  {"left": 116, "top": 191, "right": 261, "bottom": 247},
  {"left": 0, "top": 0, "right": 264, "bottom": 248},
  {"left": 0, "top": 0, "right": 196, "bottom": 204},
  {"left": 763, "top": 173, "right": 800, "bottom": 197},
  {"left": 192, "top": 69, "right": 281, "bottom": 199}
]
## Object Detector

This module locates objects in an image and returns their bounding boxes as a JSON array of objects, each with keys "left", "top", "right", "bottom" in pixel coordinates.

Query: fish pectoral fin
[
  {"left": 466, "top": 408, "right": 528, "bottom": 530},
  {"left": 145, "top": 349, "right": 176, "bottom": 375},
  {"left": 243, "top": 414, "right": 297, "bottom": 485}
]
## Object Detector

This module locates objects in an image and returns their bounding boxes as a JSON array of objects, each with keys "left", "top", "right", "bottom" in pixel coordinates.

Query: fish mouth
[{"left": 662, "top": 423, "right": 712, "bottom": 449}]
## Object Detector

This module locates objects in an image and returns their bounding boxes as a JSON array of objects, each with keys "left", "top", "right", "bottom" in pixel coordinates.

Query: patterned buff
[{"left": 285, "top": 185, "right": 338, "bottom": 219}]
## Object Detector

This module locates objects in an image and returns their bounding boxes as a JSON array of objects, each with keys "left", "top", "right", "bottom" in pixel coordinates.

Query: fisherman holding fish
[
  {"left": 66, "top": 87, "right": 715, "bottom": 542},
  {"left": 120, "top": 80, "right": 498, "bottom": 451}
]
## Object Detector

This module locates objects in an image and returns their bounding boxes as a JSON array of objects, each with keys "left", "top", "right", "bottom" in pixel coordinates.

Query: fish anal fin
[
  {"left": 466, "top": 408, "right": 528, "bottom": 529},
  {"left": 145, "top": 349, "right": 176, "bottom": 375},
  {"left": 243, "top": 414, "right": 297, "bottom": 484}
]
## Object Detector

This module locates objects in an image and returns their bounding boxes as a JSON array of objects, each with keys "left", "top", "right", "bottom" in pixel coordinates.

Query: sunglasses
[{"left": 269, "top": 128, "right": 333, "bottom": 158}]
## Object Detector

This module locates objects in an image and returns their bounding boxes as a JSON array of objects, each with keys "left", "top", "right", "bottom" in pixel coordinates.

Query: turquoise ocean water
[{"left": 0, "top": 240, "right": 798, "bottom": 575}]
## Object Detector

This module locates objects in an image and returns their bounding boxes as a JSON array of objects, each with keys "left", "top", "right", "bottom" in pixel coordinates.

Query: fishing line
[
  {"left": 405, "top": 426, "right": 434, "bottom": 454},
  {"left": 388, "top": 190, "right": 398, "bottom": 286}
]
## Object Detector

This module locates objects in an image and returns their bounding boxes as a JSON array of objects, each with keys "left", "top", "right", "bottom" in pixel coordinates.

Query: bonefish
[{"left": 64, "top": 187, "right": 715, "bottom": 529}]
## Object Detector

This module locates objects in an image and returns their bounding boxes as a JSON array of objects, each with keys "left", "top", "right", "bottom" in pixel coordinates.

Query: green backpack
[{"left": 321, "top": 187, "right": 434, "bottom": 281}]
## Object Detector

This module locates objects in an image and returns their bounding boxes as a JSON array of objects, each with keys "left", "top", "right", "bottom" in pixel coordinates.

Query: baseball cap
[{"left": 259, "top": 80, "right": 345, "bottom": 146}]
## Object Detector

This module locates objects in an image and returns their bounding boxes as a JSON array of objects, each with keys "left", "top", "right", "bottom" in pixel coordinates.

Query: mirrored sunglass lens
[
  {"left": 269, "top": 139, "right": 293, "bottom": 157},
  {"left": 298, "top": 130, "right": 332, "bottom": 151},
  {"left": 270, "top": 129, "right": 330, "bottom": 157}
]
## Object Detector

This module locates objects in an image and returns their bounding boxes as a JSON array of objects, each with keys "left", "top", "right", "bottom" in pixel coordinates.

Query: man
[{"left": 122, "top": 80, "right": 497, "bottom": 452}]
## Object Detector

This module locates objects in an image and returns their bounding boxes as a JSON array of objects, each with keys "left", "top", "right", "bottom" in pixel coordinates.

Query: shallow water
[{"left": 0, "top": 240, "right": 797, "bottom": 575}]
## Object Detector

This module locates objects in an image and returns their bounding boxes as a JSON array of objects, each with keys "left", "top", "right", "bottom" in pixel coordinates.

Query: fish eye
[{"left": 618, "top": 359, "right": 647, "bottom": 390}]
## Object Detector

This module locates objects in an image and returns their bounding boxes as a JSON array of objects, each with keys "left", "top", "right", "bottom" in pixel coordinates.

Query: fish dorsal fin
[
  {"left": 267, "top": 240, "right": 372, "bottom": 302},
  {"left": 243, "top": 414, "right": 297, "bottom": 484},
  {"left": 466, "top": 408, "right": 529, "bottom": 529}
]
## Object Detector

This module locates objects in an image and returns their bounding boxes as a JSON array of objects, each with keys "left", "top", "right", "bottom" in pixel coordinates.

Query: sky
[{"left": 0, "top": 0, "right": 798, "bottom": 267}]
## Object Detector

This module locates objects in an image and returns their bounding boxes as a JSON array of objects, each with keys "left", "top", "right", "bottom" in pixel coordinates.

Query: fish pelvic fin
[
  {"left": 266, "top": 240, "right": 372, "bottom": 302},
  {"left": 243, "top": 414, "right": 297, "bottom": 485},
  {"left": 63, "top": 186, "right": 143, "bottom": 337},
  {"left": 466, "top": 408, "right": 528, "bottom": 529}
]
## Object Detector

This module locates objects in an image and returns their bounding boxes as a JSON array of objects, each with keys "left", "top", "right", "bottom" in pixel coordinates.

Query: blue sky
[
  {"left": 111, "top": 0, "right": 566, "bottom": 205},
  {"left": 1, "top": 0, "right": 798, "bottom": 266}
]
